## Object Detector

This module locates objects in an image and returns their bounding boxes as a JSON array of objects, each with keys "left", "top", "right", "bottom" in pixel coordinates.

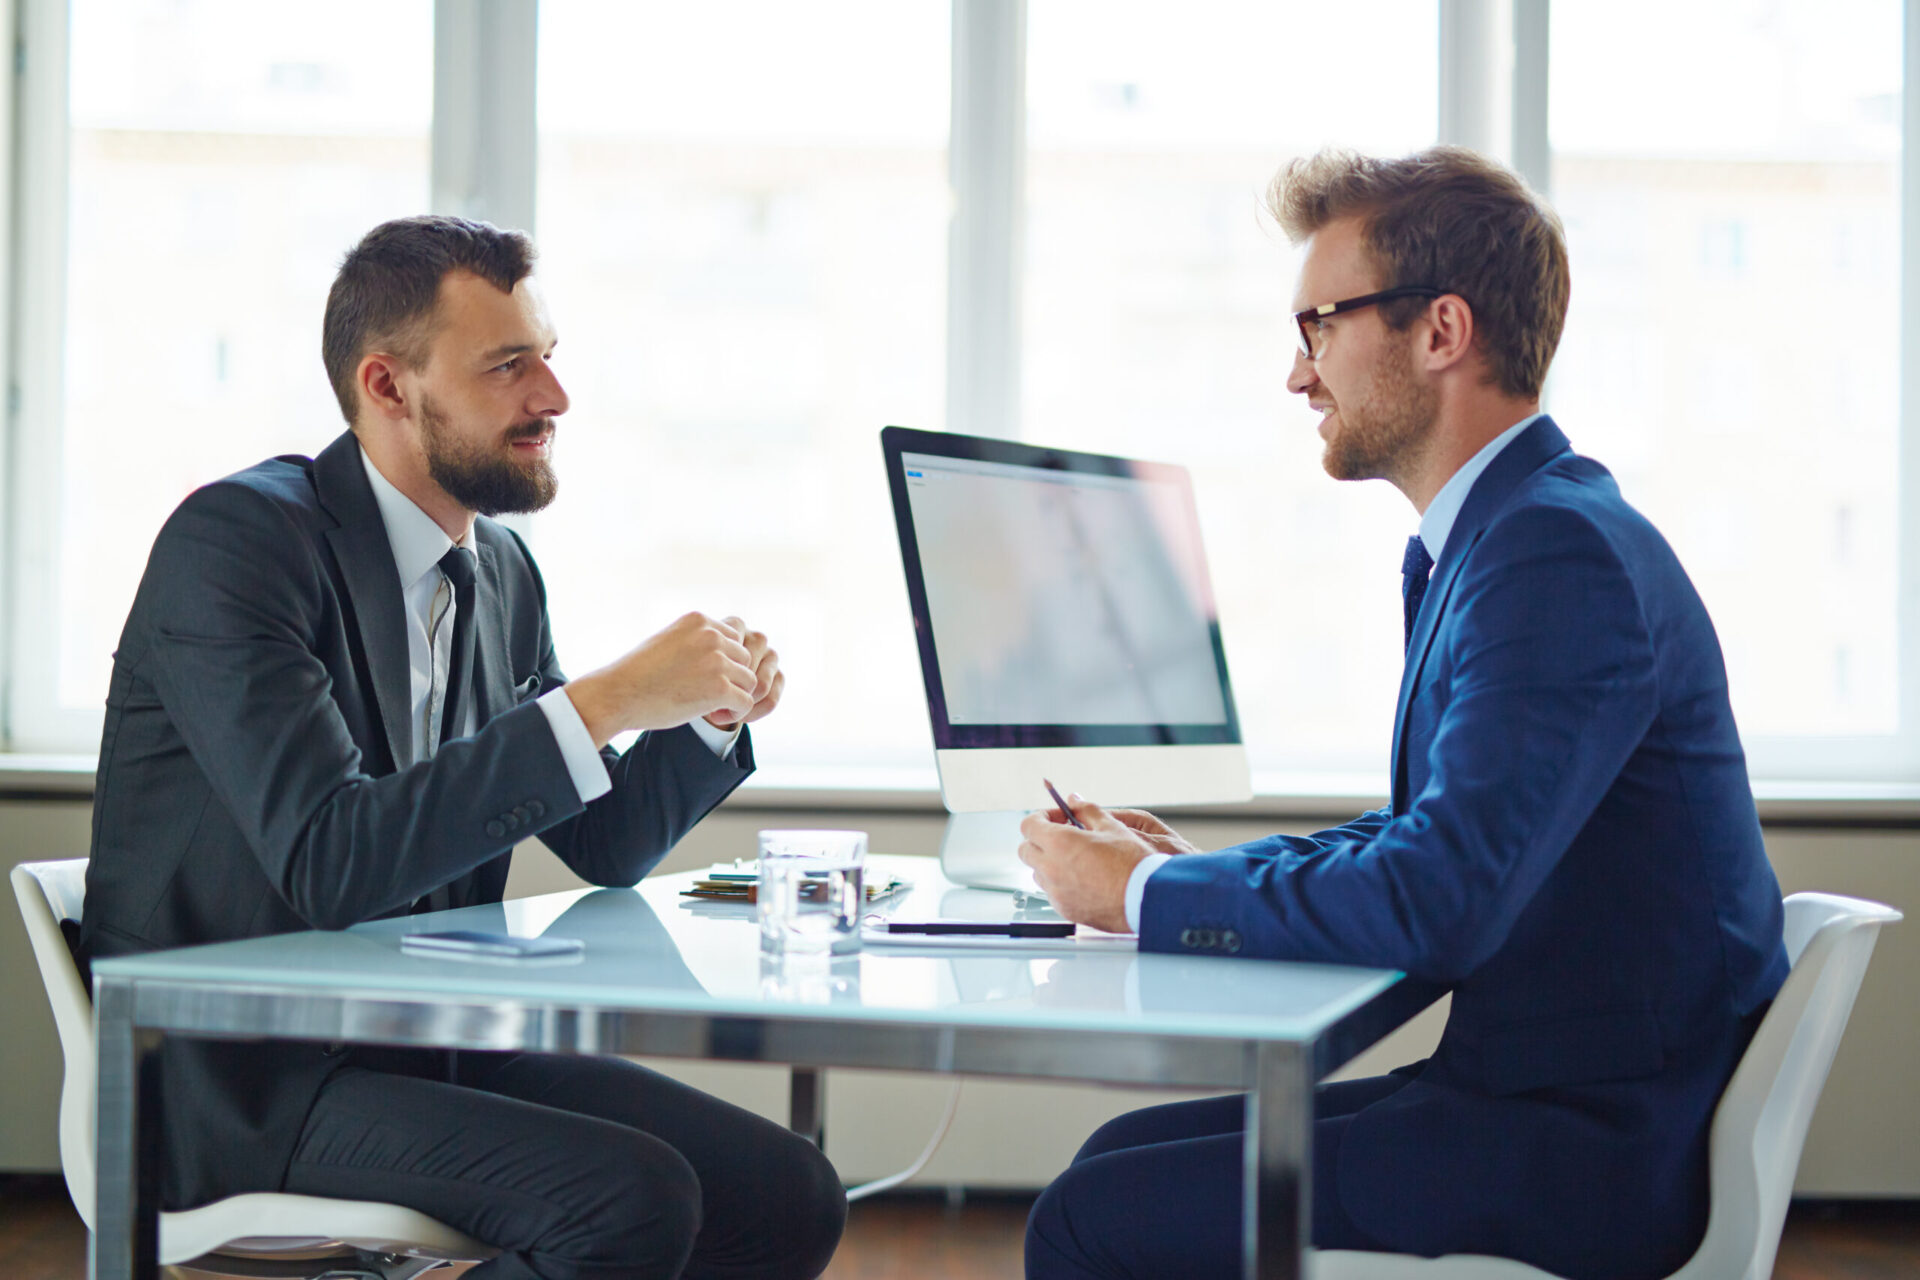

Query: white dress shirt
[
  {"left": 358, "top": 447, "right": 737, "bottom": 807},
  {"left": 1118, "top": 413, "right": 1545, "bottom": 933}
]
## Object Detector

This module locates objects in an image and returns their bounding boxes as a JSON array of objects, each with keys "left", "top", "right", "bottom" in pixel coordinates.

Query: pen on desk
[
  {"left": 884, "top": 920, "right": 1076, "bottom": 937},
  {"left": 1043, "top": 778, "right": 1087, "bottom": 829}
]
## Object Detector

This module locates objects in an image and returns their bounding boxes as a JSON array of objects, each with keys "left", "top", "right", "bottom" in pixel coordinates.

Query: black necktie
[
  {"left": 1401, "top": 535, "right": 1434, "bottom": 651},
  {"left": 437, "top": 546, "right": 477, "bottom": 749},
  {"left": 423, "top": 547, "right": 476, "bottom": 918}
]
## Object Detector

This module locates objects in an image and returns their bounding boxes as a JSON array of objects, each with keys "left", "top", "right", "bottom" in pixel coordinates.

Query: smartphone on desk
[{"left": 400, "top": 930, "right": 585, "bottom": 963}]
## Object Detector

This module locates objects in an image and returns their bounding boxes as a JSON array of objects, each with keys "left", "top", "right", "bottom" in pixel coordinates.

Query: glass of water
[{"left": 757, "top": 829, "right": 866, "bottom": 956}]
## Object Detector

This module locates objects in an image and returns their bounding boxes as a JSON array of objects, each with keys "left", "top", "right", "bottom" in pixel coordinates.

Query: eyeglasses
[{"left": 1293, "top": 286, "right": 1443, "bottom": 359}]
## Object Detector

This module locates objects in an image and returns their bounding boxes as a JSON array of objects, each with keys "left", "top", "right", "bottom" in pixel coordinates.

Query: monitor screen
[{"left": 883, "top": 427, "right": 1242, "bottom": 753}]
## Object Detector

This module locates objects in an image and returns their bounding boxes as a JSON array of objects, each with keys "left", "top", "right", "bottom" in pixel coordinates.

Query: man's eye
[{"left": 494, "top": 358, "right": 520, "bottom": 374}]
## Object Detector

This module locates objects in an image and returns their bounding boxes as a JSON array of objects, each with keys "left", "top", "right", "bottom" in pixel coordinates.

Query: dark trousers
[
  {"left": 284, "top": 1049, "right": 846, "bottom": 1280},
  {"left": 1024, "top": 1074, "right": 1407, "bottom": 1279}
]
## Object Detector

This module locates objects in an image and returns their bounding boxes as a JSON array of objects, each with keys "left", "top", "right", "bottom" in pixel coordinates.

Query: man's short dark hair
[
  {"left": 322, "top": 215, "right": 536, "bottom": 425},
  {"left": 1268, "top": 146, "right": 1570, "bottom": 401}
]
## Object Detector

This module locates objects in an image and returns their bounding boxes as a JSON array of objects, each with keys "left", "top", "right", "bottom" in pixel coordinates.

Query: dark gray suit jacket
[{"left": 77, "top": 429, "right": 752, "bottom": 1208}]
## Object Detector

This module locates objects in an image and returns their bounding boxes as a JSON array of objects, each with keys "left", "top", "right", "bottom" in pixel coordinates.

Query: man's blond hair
[{"left": 1268, "top": 146, "right": 1569, "bottom": 400}]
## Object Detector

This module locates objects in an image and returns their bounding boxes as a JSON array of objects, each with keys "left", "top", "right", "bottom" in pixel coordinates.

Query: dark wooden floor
[{"left": 4, "top": 1174, "right": 1916, "bottom": 1278}]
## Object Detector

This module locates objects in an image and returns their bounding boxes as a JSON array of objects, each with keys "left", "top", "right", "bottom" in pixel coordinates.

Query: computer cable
[{"left": 843, "top": 1079, "right": 965, "bottom": 1202}]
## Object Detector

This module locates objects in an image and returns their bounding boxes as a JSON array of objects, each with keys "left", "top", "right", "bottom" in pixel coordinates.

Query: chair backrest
[
  {"left": 1673, "top": 891, "right": 1901, "bottom": 1280},
  {"left": 10, "top": 859, "right": 99, "bottom": 1230}
]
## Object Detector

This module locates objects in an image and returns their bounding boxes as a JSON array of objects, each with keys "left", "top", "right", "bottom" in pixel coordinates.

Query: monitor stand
[{"left": 937, "top": 810, "right": 1042, "bottom": 896}]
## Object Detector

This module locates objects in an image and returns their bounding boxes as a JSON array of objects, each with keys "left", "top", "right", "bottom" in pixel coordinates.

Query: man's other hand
[
  {"left": 702, "top": 616, "right": 783, "bottom": 730},
  {"left": 566, "top": 612, "right": 762, "bottom": 748},
  {"left": 1108, "top": 808, "right": 1200, "bottom": 855},
  {"left": 1017, "top": 795, "right": 1156, "bottom": 934}
]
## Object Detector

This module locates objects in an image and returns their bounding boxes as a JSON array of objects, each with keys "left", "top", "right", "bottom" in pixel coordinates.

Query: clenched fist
[
  {"left": 564, "top": 612, "right": 783, "bottom": 748},
  {"left": 702, "top": 616, "right": 784, "bottom": 730}
]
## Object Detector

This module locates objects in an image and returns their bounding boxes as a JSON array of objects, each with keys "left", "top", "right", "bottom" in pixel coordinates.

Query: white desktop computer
[{"left": 881, "top": 426, "right": 1252, "bottom": 893}]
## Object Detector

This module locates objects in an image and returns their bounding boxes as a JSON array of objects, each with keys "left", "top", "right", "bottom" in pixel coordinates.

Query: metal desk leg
[
  {"left": 93, "top": 978, "right": 162, "bottom": 1280},
  {"left": 790, "top": 1066, "right": 825, "bottom": 1149},
  {"left": 1243, "top": 1043, "right": 1311, "bottom": 1280}
]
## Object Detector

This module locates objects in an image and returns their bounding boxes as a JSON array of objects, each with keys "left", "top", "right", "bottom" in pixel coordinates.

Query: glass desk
[{"left": 91, "top": 855, "right": 1436, "bottom": 1280}]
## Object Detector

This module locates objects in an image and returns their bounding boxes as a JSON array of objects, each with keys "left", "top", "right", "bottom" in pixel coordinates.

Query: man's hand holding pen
[{"left": 1018, "top": 792, "right": 1201, "bottom": 934}]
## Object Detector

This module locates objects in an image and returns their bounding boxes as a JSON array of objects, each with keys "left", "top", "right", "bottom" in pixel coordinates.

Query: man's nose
[
  {"left": 530, "top": 360, "right": 570, "bottom": 417},
  {"left": 1285, "top": 347, "right": 1318, "bottom": 396}
]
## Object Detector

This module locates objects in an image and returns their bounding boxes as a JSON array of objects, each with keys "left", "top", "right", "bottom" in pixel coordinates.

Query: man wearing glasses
[{"left": 1019, "top": 148, "right": 1789, "bottom": 1278}]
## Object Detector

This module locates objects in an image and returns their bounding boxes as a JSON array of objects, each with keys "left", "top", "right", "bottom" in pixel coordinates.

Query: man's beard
[
  {"left": 1321, "top": 342, "right": 1437, "bottom": 485},
  {"left": 419, "top": 396, "right": 559, "bottom": 516}
]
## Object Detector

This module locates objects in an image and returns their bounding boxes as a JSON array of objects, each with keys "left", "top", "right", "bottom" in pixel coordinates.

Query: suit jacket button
[
  {"left": 485, "top": 819, "right": 506, "bottom": 839},
  {"left": 526, "top": 800, "right": 546, "bottom": 819},
  {"left": 1180, "top": 928, "right": 1199, "bottom": 947},
  {"left": 1222, "top": 930, "right": 1242, "bottom": 954},
  {"left": 511, "top": 805, "right": 531, "bottom": 826}
]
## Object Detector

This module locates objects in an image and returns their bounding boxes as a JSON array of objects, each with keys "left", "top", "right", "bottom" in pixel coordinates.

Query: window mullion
[
  {"left": 1902, "top": 0, "right": 1920, "bottom": 772},
  {"left": 1437, "top": 0, "right": 1511, "bottom": 159},
  {"left": 0, "top": 0, "right": 21, "bottom": 748},
  {"left": 5, "top": 0, "right": 73, "bottom": 752},
  {"left": 431, "top": 0, "right": 538, "bottom": 234},
  {"left": 946, "top": 0, "right": 1025, "bottom": 439},
  {"left": 1509, "top": 0, "right": 1549, "bottom": 195}
]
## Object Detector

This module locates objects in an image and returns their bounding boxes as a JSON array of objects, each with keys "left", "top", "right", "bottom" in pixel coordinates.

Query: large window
[
  {"left": 10, "top": 0, "right": 432, "bottom": 748},
  {"left": 6, "top": 0, "right": 1917, "bottom": 789},
  {"left": 1546, "top": 0, "right": 1904, "bottom": 777}
]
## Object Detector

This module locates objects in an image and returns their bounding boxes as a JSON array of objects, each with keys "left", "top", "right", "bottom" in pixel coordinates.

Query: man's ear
[
  {"left": 1421, "top": 294, "right": 1476, "bottom": 372},
  {"left": 357, "top": 353, "right": 410, "bottom": 423}
]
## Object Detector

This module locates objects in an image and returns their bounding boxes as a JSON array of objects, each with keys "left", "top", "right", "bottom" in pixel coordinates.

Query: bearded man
[
  {"left": 77, "top": 216, "right": 846, "bottom": 1280},
  {"left": 1019, "top": 149, "right": 1788, "bottom": 1279}
]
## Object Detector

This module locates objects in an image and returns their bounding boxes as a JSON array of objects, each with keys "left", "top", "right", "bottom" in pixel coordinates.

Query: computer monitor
[{"left": 882, "top": 426, "right": 1252, "bottom": 818}]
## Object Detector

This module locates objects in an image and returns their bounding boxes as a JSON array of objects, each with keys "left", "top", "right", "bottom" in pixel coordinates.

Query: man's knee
[
  {"left": 751, "top": 1131, "right": 847, "bottom": 1280},
  {"left": 1070, "top": 1112, "right": 1140, "bottom": 1165},
  {"left": 1026, "top": 1170, "right": 1100, "bottom": 1280},
  {"left": 546, "top": 1139, "right": 704, "bottom": 1279}
]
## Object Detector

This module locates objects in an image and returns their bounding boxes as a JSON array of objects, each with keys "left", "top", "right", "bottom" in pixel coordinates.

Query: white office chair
[
  {"left": 1311, "top": 891, "right": 1902, "bottom": 1280},
  {"left": 11, "top": 858, "right": 494, "bottom": 1280}
]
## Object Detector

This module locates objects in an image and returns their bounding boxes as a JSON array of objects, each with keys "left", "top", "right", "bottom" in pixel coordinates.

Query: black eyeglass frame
[{"left": 1293, "top": 285, "right": 1444, "bottom": 358}]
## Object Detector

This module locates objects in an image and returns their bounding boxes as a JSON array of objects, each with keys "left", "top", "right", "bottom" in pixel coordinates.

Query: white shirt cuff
[
  {"left": 687, "top": 715, "right": 742, "bottom": 759},
  {"left": 538, "top": 687, "right": 613, "bottom": 803},
  {"left": 1124, "top": 853, "right": 1173, "bottom": 934}
]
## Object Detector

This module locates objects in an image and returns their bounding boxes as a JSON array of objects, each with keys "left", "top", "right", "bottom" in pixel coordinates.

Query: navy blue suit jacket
[
  {"left": 1141, "top": 418, "right": 1788, "bottom": 1275},
  {"left": 78, "top": 430, "right": 752, "bottom": 1208}
]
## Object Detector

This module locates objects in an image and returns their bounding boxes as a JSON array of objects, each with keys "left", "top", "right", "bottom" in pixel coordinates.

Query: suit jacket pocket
[
  {"left": 1478, "top": 1007, "right": 1666, "bottom": 1095},
  {"left": 513, "top": 675, "right": 543, "bottom": 704}
]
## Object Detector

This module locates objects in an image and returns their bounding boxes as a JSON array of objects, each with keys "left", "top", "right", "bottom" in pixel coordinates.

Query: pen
[
  {"left": 1044, "top": 778, "right": 1087, "bottom": 829},
  {"left": 883, "top": 920, "right": 1076, "bottom": 937}
]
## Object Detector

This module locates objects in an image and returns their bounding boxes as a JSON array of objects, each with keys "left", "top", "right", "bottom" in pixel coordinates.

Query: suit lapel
[
  {"left": 314, "top": 432, "right": 414, "bottom": 771},
  {"left": 472, "top": 538, "right": 513, "bottom": 724},
  {"left": 1388, "top": 417, "right": 1573, "bottom": 812}
]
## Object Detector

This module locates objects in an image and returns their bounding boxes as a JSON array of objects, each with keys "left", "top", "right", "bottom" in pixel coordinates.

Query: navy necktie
[{"left": 1401, "top": 535, "right": 1433, "bottom": 651}]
